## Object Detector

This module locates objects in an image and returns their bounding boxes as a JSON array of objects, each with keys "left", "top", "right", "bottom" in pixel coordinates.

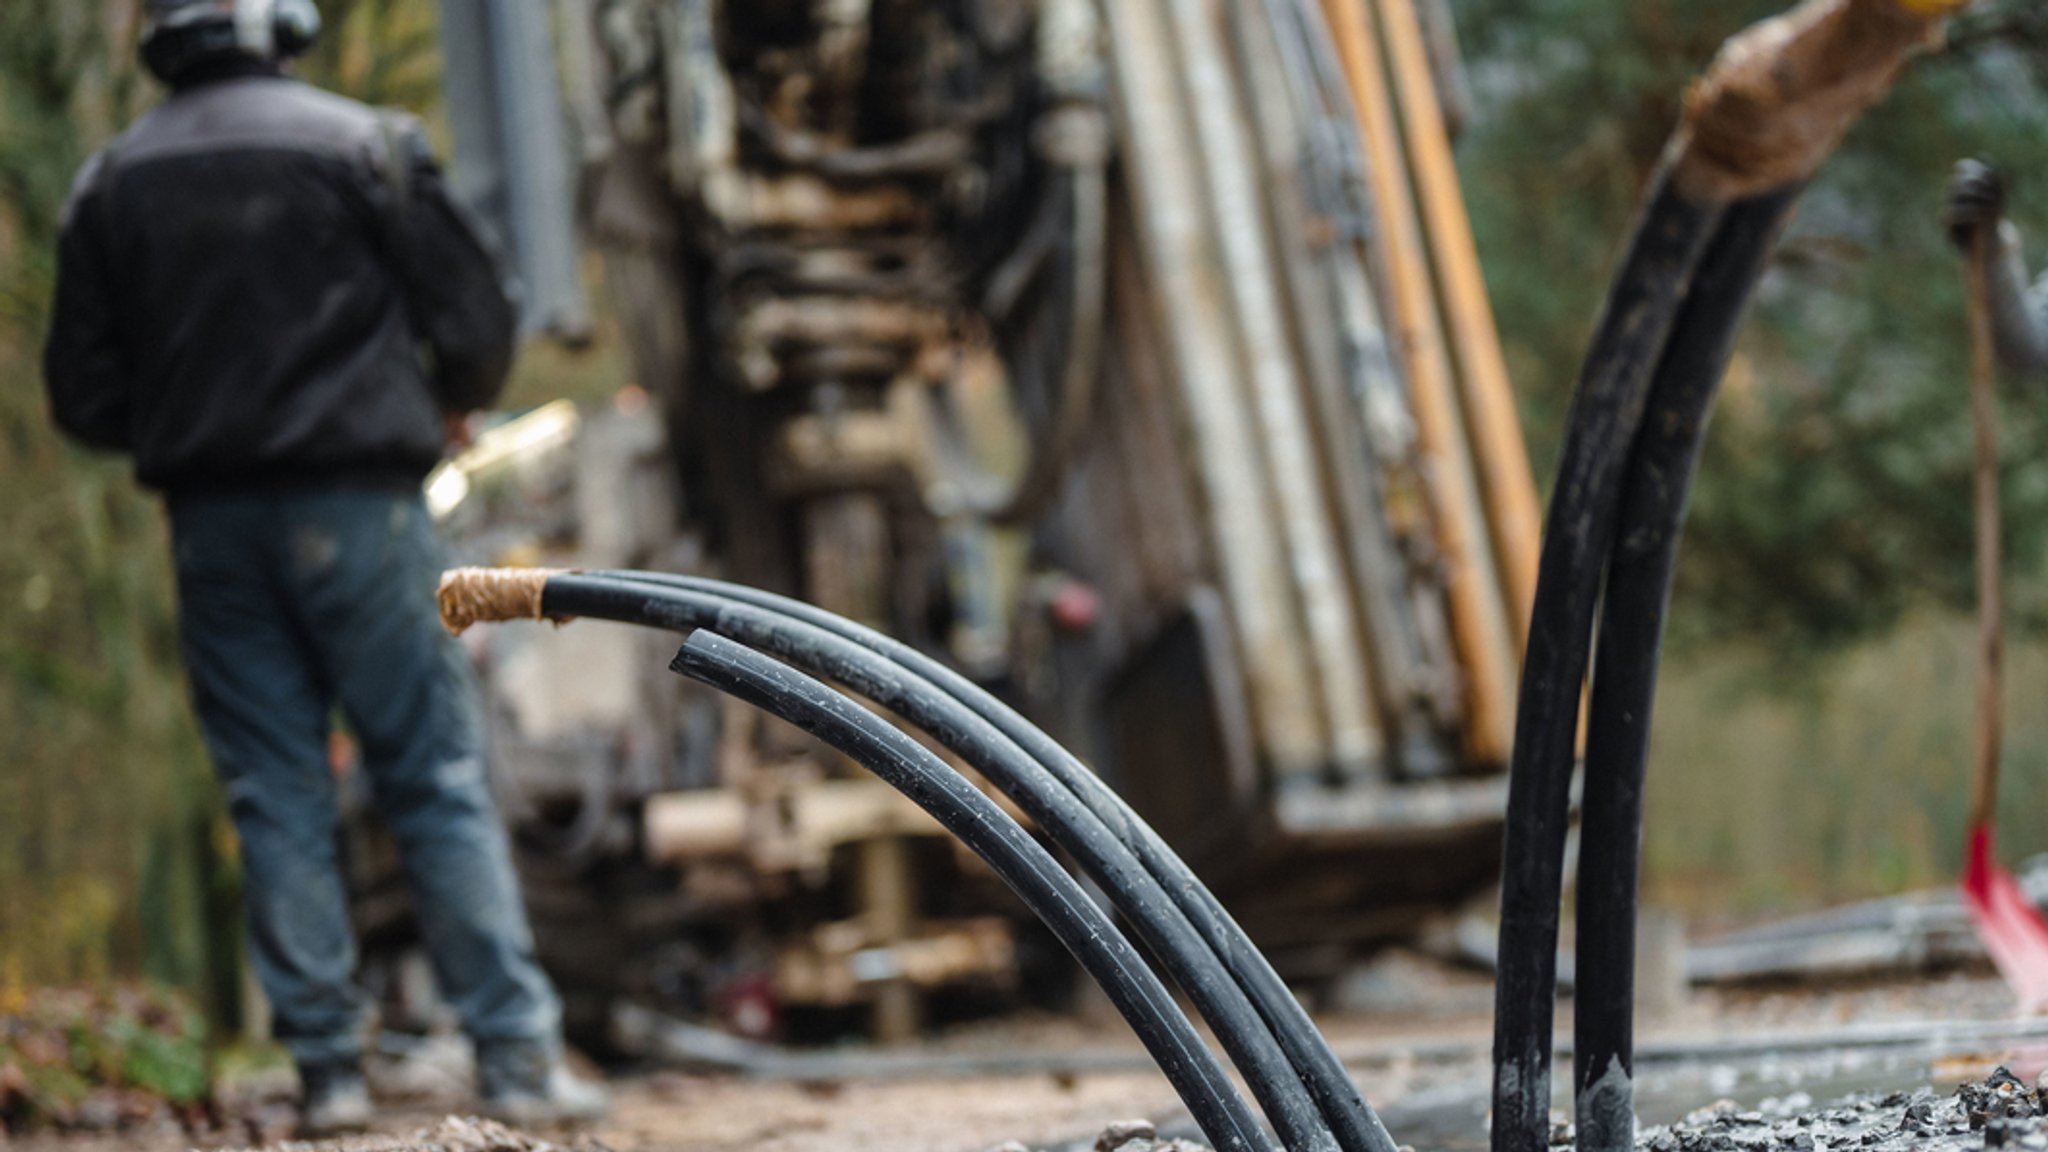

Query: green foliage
[
  {"left": 1458, "top": 0, "right": 2048, "bottom": 655},
  {"left": 0, "top": 0, "right": 203, "bottom": 990},
  {"left": 1645, "top": 615, "right": 2048, "bottom": 913},
  {"left": 0, "top": 984, "right": 210, "bottom": 1133},
  {"left": 298, "top": 0, "right": 443, "bottom": 111}
]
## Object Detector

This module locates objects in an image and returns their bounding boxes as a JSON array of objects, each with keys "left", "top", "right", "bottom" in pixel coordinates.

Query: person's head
[{"left": 140, "top": 0, "right": 321, "bottom": 87}]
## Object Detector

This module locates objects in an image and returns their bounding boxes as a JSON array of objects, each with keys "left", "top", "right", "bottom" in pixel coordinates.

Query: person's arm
[
  {"left": 1945, "top": 159, "right": 2048, "bottom": 377},
  {"left": 43, "top": 154, "right": 135, "bottom": 452},
  {"left": 1985, "top": 221, "right": 2048, "bottom": 375},
  {"left": 379, "top": 116, "right": 520, "bottom": 414}
]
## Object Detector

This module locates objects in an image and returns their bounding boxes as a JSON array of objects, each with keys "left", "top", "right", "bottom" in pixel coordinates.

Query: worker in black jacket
[{"left": 43, "top": 0, "right": 604, "bottom": 1135}]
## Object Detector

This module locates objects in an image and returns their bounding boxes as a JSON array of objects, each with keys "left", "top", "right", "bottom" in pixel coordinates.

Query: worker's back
[{"left": 44, "top": 61, "right": 514, "bottom": 492}]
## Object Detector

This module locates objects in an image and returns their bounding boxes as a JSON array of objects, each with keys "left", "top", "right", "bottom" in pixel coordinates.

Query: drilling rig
[{"left": 351, "top": 0, "right": 1541, "bottom": 1048}]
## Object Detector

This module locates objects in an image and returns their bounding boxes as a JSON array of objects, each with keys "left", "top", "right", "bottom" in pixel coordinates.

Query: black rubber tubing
[
  {"left": 1571, "top": 187, "right": 1803, "bottom": 1152},
  {"left": 1491, "top": 171, "right": 1728, "bottom": 1152},
  {"left": 541, "top": 572, "right": 1335, "bottom": 1151},
  {"left": 581, "top": 568, "right": 1400, "bottom": 1152},
  {"left": 662, "top": 627, "right": 1270, "bottom": 1152}
]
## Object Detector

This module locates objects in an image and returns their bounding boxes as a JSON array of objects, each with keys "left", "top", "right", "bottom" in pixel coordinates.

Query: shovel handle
[{"left": 1968, "top": 230, "right": 2004, "bottom": 833}]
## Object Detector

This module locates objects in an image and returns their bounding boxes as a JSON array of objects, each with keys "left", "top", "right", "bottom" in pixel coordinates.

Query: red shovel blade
[{"left": 1963, "top": 825, "right": 2048, "bottom": 1013}]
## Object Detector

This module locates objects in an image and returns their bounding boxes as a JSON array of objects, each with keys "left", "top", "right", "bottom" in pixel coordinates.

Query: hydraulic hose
[
  {"left": 1571, "top": 188, "right": 1801, "bottom": 1152},
  {"left": 443, "top": 565, "right": 1396, "bottom": 1152},
  {"left": 588, "top": 569, "right": 1400, "bottom": 1152},
  {"left": 1496, "top": 4, "right": 1957, "bottom": 1149},
  {"left": 537, "top": 572, "right": 1336, "bottom": 1152},
  {"left": 1489, "top": 172, "right": 1726, "bottom": 1152},
  {"left": 665, "top": 628, "right": 1271, "bottom": 1152}
]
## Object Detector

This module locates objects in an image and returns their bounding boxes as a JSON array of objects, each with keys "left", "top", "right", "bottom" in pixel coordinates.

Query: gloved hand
[{"left": 1945, "top": 159, "right": 2006, "bottom": 251}]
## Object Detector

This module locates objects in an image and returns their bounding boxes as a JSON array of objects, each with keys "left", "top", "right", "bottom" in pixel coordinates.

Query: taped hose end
[
  {"left": 1674, "top": 0, "right": 1948, "bottom": 205},
  {"left": 437, "top": 566, "right": 563, "bottom": 634}
]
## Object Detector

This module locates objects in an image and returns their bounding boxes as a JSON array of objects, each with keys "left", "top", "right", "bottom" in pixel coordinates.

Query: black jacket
[{"left": 43, "top": 70, "right": 517, "bottom": 493}]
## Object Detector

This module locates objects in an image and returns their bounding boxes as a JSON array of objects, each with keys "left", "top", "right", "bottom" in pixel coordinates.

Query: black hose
[
  {"left": 587, "top": 569, "right": 1400, "bottom": 1152},
  {"left": 1571, "top": 187, "right": 1801, "bottom": 1152},
  {"left": 540, "top": 573, "right": 1335, "bottom": 1151},
  {"left": 666, "top": 628, "right": 1271, "bottom": 1152},
  {"left": 1491, "top": 173, "right": 1727, "bottom": 1152}
]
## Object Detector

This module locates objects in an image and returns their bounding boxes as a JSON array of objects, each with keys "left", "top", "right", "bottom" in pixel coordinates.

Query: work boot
[
  {"left": 476, "top": 1037, "right": 609, "bottom": 1126},
  {"left": 298, "top": 1059, "right": 373, "bottom": 1138}
]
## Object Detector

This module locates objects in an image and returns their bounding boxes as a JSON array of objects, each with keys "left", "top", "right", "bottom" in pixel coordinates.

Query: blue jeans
[{"left": 170, "top": 489, "right": 558, "bottom": 1068}]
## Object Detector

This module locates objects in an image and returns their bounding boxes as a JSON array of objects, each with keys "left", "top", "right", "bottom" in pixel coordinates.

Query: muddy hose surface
[
  {"left": 538, "top": 572, "right": 1332, "bottom": 1152},
  {"left": 1572, "top": 187, "right": 1803, "bottom": 1152},
  {"left": 1489, "top": 172, "right": 1726, "bottom": 1152},
  {"left": 1495, "top": 5, "right": 1955, "bottom": 1150},
  {"left": 583, "top": 569, "right": 1399, "bottom": 1152},
  {"left": 660, "top": 627, "right": 1269, "bottom": 1152}
]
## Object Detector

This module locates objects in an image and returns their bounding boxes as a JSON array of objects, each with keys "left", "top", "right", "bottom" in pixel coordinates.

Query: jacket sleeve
[
  {"left": 380, "top": 117, "right": 520, "bottom": 413},
  {"left": 1987, "top": 221, "right": 2048, "bottom": 382},
  {"left": 43, "top": 155, "right": 134, "bottom": 453}
]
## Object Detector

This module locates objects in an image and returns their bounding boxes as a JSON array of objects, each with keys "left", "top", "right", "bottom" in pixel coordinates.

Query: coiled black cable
[
  {"left": 1491, "top": 172, "right": 1727, "bottom": 1152},
  {"left": 583, "top": 569, "right": 1398, "bottom": 1152},
  {"left": 1571, "top": 187, "right": 1802, "bottom": 1152},
  {"left": 663, "top": 628, "right": 1269, "bottom": 1152},
  {"left": 540, "top": 571, "right": 1333, "bottom": 1151}
]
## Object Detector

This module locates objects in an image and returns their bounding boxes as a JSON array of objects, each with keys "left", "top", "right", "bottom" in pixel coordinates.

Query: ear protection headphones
[{"left": 244, "top": 0, "right": 323, "bottom": 60}]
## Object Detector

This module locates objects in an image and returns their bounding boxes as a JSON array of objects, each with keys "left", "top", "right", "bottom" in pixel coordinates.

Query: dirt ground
[{"left": 7, "top": 961, "right": 2038, "bottom": 1152}]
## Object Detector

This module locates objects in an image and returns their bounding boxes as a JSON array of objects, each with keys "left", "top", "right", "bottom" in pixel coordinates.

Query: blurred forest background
[{"left": 4, "top": 0, "right": 2048, "bottom": 1001}]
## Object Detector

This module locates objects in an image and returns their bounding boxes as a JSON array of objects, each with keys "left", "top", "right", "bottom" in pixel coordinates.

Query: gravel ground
[
  {"left": 1644, "top": 1067, "right": 2048, "bottom": 1152},
  {"left": 4, "top": 965, "right": 2034, "bottom": 1152}
]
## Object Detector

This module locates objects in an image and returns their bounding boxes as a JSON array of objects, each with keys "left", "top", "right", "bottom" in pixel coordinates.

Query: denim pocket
[{"left": 290, "top": 522, "right": 345, "bottom": 579}]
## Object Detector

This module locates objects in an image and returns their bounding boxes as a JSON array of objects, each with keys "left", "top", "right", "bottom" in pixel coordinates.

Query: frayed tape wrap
[
  {"left": 1673, "top": 0, "right": 1956, "bottom": 204},
  {"left": 438, "top": 567, "right": 563, "bottom": 635}
]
